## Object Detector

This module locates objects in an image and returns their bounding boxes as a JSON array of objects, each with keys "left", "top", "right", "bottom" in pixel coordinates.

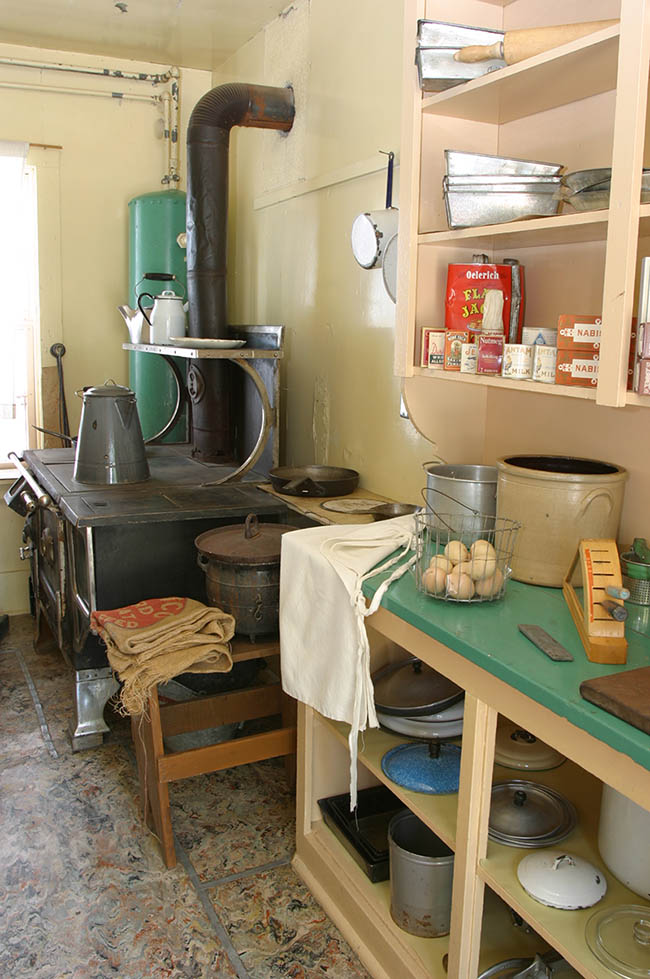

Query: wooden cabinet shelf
[
  {"left": 412, "top": 367, "right": 598, "bottom": 399},
  {"left": 325, "top": 717, "right": 459, "bottom": 851},
  {"left": 421, "top": 25, "right": 619, "bottom": 125},
  {"left": 396, "top": 0, "right": 650, "bottom": 408}
]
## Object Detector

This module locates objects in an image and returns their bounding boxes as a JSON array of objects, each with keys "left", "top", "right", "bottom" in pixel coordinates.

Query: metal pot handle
[
  {"left": 197, "top": 552, "right": 209, "bottom": 570},
  {"left": 421, "top": 456, "right": 448, "bottom": 469},
  {"left": 577, "top": 488, "right": 614, "bottom": 519},
  {"left": 420, "top": 485, "right": 481, "bottom": 515},
  {"left": 137, "top": 292, "right": 155, "bottom": 327},
  {"left": 244, "top": 513, "right": 260, "bottom": 539}
]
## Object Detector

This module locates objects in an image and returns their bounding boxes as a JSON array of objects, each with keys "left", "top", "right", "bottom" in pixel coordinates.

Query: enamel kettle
[
  {"left": 73, "top": 381, "right": 150, "bottom": 485},
  {"left": 137, "top": 289, "right": 187, "bottom": 344}
]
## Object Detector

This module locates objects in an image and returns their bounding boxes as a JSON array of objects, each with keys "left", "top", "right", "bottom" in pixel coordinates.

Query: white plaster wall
[{"left": 214, "top": 0, "right": 437, "bottom": 500}]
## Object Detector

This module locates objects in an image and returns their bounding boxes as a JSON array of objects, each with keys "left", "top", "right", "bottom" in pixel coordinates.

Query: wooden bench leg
[{"left": 131, "top": 687, "right": 177, "bottom": 868}]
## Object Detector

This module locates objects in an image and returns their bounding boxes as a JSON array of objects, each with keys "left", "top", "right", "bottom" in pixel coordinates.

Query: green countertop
[{"left": 364, "top": 569, "right": 650, "bottom": 773}]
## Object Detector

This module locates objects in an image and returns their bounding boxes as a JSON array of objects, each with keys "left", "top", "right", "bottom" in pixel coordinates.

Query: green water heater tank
[{"left": 128, "top": 189, "right": 187, "bottom": 442}]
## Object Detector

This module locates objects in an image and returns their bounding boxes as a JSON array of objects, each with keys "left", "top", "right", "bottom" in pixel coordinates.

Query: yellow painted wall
[
  {"left": 0, "top": 44, "right": 211, "bottom": 613},
  {"left": 213, "top": 0, "right": 437, "bottom": 500}
]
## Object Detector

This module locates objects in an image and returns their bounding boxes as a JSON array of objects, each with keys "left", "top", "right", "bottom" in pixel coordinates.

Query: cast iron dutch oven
[
  {"left": 268, "top": 465, "right": 359, "bottom": 497},
  {"left": 195, "top": 513, "right": 295, "bottom": 639}
]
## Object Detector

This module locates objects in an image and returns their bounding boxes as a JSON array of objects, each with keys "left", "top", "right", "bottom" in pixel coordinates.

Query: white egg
[
  {"left": 470, "top": 539, "right": 497, "bottom": 563},
  {"left": 446, "top": 568, "right": 475, "bottom": 600},
  {"left": 423, "top": 566, "right": 447, "bottom": 595},
  {"left": 428, "top": 555, "right": 453, "bottom": 575},
  {"left": 475, "top": 567, "right": 504, "bottom": 597},
  {"left": 468, "top": 554, "right": 497, "bottom": 581},
  {"left": 444, "top": 540, "right": 469, "bottom": 565}
]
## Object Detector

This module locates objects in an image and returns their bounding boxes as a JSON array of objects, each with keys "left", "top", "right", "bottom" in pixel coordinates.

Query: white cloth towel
[{"left": 280, "top": 514, "right": 416, "bottom": 808}]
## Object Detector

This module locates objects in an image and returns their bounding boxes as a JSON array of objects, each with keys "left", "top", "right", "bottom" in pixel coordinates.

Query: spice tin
[
  {"left": 502, "top": 343, "right": 533, "bottom": 380},
  {"left": 476, "top": 334, "right": 504, "bottom": 374},
  {"left": 444, "top": 330, "right": 470, "bottom": 370},
  {"left": 532, "top": 344, "right": 557, "bottom": 383},
  {"left": 421, "top": 328, "right": 446, "bottom": 369},
  {"left": 555, "top": 349, "right": 599, "bottom": 387},
  {"left": 460, "top": 343, "right": 478, "bottom": 373}
]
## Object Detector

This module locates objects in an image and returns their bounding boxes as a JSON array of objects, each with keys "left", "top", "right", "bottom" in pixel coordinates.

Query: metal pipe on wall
[
  {"left": 185, "top": 82, "right": 295, "bottom": 463},
  {"left": 0, "top": 56, "right": 170, "bottom": 84}
]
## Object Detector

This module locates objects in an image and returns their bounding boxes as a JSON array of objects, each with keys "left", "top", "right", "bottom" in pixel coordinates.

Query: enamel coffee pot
[{"left": 137, "top": 289, "right": 187, "bottom": 344}]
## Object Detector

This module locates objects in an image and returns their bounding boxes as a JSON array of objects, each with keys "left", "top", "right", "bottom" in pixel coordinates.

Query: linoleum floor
[{"left": 0, "top": 616, "right": 372, "bottom": 979}]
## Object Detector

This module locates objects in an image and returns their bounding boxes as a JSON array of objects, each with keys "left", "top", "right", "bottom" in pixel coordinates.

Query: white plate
[{"left": 168, "top": 337, "right": 246, "bottom": 349}]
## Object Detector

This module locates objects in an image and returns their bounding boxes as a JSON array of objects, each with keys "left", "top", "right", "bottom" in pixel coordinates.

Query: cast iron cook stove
[{"left": 10, "top": 444, "right": 290, "bottom": 750}]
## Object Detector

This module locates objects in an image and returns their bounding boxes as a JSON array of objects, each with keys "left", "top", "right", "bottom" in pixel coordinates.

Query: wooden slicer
[{"left": 562, "top": 539, "right": 628, "bottom": 664}]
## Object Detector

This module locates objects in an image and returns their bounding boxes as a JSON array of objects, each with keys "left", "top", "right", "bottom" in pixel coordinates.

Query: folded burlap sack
[{"left": 91, "top": 597, "right": 234, "bottom": 716}]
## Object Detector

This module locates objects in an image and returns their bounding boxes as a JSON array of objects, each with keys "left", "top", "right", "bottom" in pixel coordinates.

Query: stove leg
[{"left": 69, "top": 667, "right": 119, "bottom": 751}]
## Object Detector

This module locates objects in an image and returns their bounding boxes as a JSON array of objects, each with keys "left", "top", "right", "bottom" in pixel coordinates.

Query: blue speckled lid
[{"left": 381, "top": 742, "right": 461, "bottom": 794}]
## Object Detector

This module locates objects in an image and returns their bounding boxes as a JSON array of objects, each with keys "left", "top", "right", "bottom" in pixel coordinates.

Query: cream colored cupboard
[
  {"left": 395, "top": 0, "right": 650, "bottom": 408},
  {"left": 293, "top": 607, "right": 650, "bottom": 979}
]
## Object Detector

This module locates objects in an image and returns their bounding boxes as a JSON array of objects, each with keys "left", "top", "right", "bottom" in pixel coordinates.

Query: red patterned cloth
[{"left": 91, "top": 597, "right": 234, "bottom": 715}]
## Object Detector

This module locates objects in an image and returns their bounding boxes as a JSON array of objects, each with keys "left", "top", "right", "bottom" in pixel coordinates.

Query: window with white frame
[{"left": 0, "top": 141, "right": 39, "bottom": 468}]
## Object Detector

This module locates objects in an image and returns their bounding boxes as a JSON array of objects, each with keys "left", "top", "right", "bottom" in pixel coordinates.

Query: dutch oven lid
[
  {"left": 194, "top": 513, "right": 295, "bottom": 564},
  {"left": 372, "top": 657, "right": 464, "bottom": 716},
  {"left": 494, "top": 718, "right": 566, "bottom": 771},
  {"left": 489, "top": 780, "right": 577, "bottom": 846}
]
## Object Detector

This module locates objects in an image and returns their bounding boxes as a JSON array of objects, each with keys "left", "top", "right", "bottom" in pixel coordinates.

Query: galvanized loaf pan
[
  {"left": 443, "top": 176, "right": 562, "bottom": 229},
  {"left": 445, "top": 150, "right": 563, "bottom": 177},
  {"left": 416, "top": 20, "right": 505, "bottom": 91}
]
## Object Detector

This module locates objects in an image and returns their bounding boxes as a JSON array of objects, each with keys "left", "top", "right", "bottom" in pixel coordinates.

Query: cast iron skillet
[{"left": 268, "top": 465, "right": 359, "bottom": 497}]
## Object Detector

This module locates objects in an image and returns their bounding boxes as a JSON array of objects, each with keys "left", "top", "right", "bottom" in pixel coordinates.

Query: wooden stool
[{"left": 130, "top": 637, "right": 296, "bottom": 867}]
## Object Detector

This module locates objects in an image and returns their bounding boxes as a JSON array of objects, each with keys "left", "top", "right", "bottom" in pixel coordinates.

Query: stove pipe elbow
[{"left": 186, "top": 83, "right": 295, "bottom": 338}]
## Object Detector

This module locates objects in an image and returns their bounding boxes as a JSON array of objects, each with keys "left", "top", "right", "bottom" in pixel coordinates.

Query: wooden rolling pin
[{"left": 454, "top": 19, "right": 618, "bottom": 65}]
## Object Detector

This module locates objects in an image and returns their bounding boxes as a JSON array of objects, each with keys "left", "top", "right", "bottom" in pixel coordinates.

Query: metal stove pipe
[{"left": 185, "top": 83, "right": 294, "bottom": 463}]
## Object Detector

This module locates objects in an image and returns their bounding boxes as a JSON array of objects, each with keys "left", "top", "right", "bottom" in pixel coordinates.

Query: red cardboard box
[
  {"left": 557, "top": 314, "right": 602, "bottom": 350},
  {"left": 555, "top": 349, "right": 599, "bottom": 387},
  {"left": 476, "top": 334, "right": 504, "bottom": 375},
  {"left": 420, "top": 328, "right": 446, "bottom": 368}
]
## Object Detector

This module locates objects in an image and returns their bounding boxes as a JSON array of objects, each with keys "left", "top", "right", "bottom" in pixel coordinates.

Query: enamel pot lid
[
  {"left": 517, "top": 850, "right": 607, "bottom": 910},
  {"left": 489, "top": 780, "right": 577, "bottom": 847},
  {"left": 194, "top": 514, "right": 295, "bottom": 565},
  {"left": 586, "top": 905, "right": 650, "bottom": 978},
  {"left": 372, "top": 657, "right": 464, "bottom": 716},
  {"left": 495, "top": 718, "right": 566, "bottom": 771}
]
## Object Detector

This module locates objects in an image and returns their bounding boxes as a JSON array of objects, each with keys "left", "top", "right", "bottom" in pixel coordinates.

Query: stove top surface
[{"left": 24, "top": 446, "right": 284, "bottom": 527}]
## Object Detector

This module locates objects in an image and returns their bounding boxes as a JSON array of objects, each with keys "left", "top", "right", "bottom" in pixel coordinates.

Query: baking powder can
[
  {"left": 532, "top": 344, "right": 557, "bottom": 383},
  {"left": 502, "top": 343, "right": 533, "bottom": 380},
  {"left": 460, "top": 342, "right": 478, "bottom": 373}
]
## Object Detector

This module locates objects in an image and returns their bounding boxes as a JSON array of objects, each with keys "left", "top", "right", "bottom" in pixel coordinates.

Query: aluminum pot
[
  {"left": 73, "top": 381, "right": 149, "bottom": 485},
  {"left": 496, "top": 455, "right": 627, "bottom": 586},
  {"left": 195, "top": 514, "right": 295, "bottom": 639},
  {"left": 388, "top": 809, "right": 454, "bottom": 937},
  {"left": 423, "top": 463, "right": 497, "bottom": 537}
]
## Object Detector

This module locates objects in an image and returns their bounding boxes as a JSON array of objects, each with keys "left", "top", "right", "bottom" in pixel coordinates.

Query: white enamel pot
[{"left": 599, "top": 784, "right": 650, "bottom": 900}]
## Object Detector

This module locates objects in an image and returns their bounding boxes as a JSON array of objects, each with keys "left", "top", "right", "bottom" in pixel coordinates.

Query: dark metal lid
[
  {"left": 372, "top": 657, "right": 464, "bottom": 716},
  {"left": 194, "top": 513, "right": 295, "bottom": 564},
  {"left": 489, "top": 780, "right": 577, "bottom": 846}
]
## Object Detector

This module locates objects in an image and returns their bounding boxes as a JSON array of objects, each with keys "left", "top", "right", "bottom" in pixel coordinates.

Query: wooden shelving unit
[
  {"left": 294, "top": 588, "right": 650, "bottom": 979},
  {"left": 394, "top": 0, "right": 650, "bottom": 409}
]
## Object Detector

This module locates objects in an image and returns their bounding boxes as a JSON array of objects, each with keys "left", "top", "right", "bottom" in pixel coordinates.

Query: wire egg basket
[{"left": 414, "top": 511, "right": 521, "bottom": 603}]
